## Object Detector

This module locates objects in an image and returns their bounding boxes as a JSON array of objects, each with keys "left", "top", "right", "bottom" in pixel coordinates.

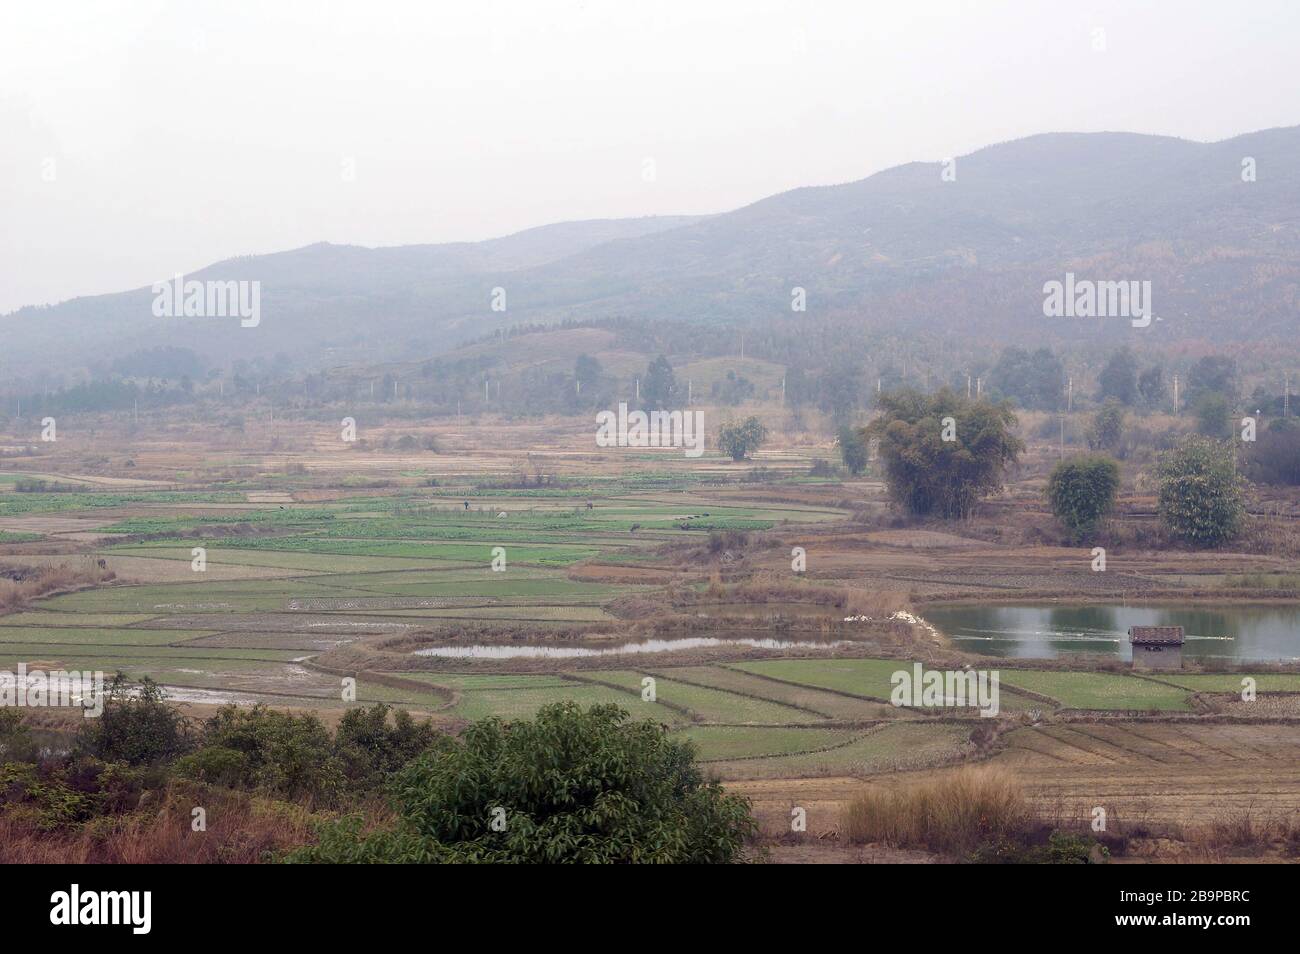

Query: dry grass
[
  {"left": 0, "top": 561, "right": 115, "bottom": 614},
  {"left": 1192, "top": 807, "right": 1298, "bottom": 854},
  {"left": 0, "top": 784, "right": 349, "bottom": 864},
  {"left": 842, "top": 765, "right": 1033, "bottom": 854}
]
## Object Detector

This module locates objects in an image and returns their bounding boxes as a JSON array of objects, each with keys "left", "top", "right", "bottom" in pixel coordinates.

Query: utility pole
[
  {"left": 781, "top": 376, "right": 786, "bottom": 406},
  {"left": 1173, "top": 374, "right": 1180, "bottom": 415},
  {"left": 1067, "top": 376, "right": 1073, "bottom": 413},
  {"left": 687, "top": 379, "right": 692, "bottom": 404},
  {"left": 966, "top": 374, "right": 971, "bottom": 399},
  {"left": 635, "top": 378, "right": 640, "bottom": 402}
]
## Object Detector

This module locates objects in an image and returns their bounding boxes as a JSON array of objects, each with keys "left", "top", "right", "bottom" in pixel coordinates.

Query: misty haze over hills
[{"left": 4, "top": 125, "right": 1299, "bottom": 382}]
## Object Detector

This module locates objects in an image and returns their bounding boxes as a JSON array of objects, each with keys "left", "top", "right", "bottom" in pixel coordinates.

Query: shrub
[
  {"left": 0, "top": 710, "right": 38, "bottom": 763},
  {"left": 1046, "top": 455, "right": 1120, "bottom": 541},
  {"left": 1156, "top": 436, "right": 1247, "bottom": 547},
  {"left": 0, "top": 763, "right": 97, "bottom": 831},
  {"left": 197, "top": 705, "right": 344, "bottom": 803},
  {"left": 284, "top": 703, "right": 756, "bottom": 863},
  {"left": 76, "top": 675, "right": 192, "bottom": 767},
  {"left": 1086, "top": 400, "right": 1125, "bottom": 453},
  {"left": 332, "top": 705, "right": 442, "bottom": 792},
  {"left": 173, "top": 746, "right": 251, "bottom": 788}
]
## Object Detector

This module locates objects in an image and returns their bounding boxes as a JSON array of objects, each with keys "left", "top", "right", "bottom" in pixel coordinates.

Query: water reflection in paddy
[
  {"left": 922, "top": 603, "right": 1300, "bottom": 663},
  {"left": 414, "top": 635, "right": 856, "bottom": 660}
]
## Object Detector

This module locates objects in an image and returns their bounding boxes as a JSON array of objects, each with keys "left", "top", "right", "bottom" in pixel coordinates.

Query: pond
[{"left": 922, "top": 602, "right": 1300, "bottom": 663}]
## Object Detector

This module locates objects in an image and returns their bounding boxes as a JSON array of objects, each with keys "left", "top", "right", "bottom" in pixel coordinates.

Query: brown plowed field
[{"left": 731, "top": 722, "right": 1300, "bottom": 842}]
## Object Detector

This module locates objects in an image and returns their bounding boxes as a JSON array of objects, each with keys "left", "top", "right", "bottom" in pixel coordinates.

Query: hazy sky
[{"left": 2, "top": 0, "right": 1297, "bottom": 314}]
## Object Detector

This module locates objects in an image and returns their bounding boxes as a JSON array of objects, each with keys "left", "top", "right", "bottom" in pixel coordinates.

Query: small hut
[{"left": 1128, "top": 626, "right": 1184, "bottom": 670}]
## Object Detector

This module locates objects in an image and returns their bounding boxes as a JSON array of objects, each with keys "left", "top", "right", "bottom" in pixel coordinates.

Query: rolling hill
[{"left": 5, "top": 125, "right": 1299, "bottom": 381}]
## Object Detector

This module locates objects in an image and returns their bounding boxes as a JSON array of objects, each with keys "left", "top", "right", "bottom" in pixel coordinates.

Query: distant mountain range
[{"left": 5, "top": 125, "right": 1299, "bottom": 380}]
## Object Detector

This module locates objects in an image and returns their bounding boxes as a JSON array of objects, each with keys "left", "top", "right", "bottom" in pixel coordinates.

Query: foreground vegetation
[{"left": 0, "top": 687, "right": 756, "bottom": 864}]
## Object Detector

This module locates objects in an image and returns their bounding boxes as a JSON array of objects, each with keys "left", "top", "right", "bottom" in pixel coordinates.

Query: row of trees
[
  {"left": 1047, "top": 439, "right": 1246, "bottom": 547},
  {"left": 862, "top": 388, "right": 1249, "bottom": 547}
]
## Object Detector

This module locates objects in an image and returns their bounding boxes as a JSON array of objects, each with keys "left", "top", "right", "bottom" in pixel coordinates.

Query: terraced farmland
[{"left": 5, "top": 465, "right": 1300, "bottom": 823}]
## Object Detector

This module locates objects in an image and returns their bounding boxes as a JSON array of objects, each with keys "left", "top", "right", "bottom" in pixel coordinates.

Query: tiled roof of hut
[{"left": 1128, "top": 626, "right": 1185, "bottom": 645}]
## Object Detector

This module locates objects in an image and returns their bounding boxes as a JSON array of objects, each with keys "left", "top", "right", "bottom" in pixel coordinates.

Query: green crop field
[
  {"left": 2, "top": 472, "right": 1257, "bottom": 799},
  {"left": 579, "top": 670, "right": 823, "bottom": 724},
  {"left": 1146, "top": 673, "right": 1300, "bottom": 693},
  {"left": 998, "top": 670, "right": 1192, "bottom": 711}
]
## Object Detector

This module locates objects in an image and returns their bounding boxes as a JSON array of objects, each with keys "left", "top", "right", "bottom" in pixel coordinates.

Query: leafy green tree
[
  {"left": 284, "top": 703, "right": 756, "bottom": 864},
  {"left": 711, "top": 369, "right": 755, "bottom": 406},
  {"left": 1194, "top": 392, "right": 1233, "bottom": 440},
  {"left": 1186, "top": 355, "right": 1237, "bottom": 405},
  {"left": 837, "top": 425, "right": 869, "bottom": 476},
  {"left": 1097, "top": 349, "right": 1138, "bottom": 406},
  {"left": 1138, "top": 365, "right": 1165, "bottom": 408},
  {"left": 988, "top": 346, "right": 1064, "bottom": 410},
  {"left": 1087, "top": 399, "right": 1125, "bottom": 453},
  {"left": 574, "top": 354, "right": 602, "bottom": 391},
  {"left": 1244, "top": 418, "right": 1300, "bottom": 486},
  {"left": 821, "top": 359, "right": 865, "bottom": 423},
  {"left": 1157, "top": 436, "right": 1247, "bottom": 547},
  {"left": 76, "top": 675, "right": 192, "bottom": 766},
  {"left": 641, "top": 355, "right": 677, "bottom": 409},
  {"left": 333, "top": 704, "right": 441, "bottom": 792},
  {"left": 862, "top": 388, "right": 1023, "bottom": 519},
  {"left": 718, "top": 416, "right": 768, "bottom": 462},
  {"left": 1046, "top": 455, "right": 1120, "bottom": 541}
]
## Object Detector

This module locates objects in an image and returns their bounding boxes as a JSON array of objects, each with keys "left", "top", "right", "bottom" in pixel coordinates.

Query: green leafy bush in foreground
[{"left": 284, "top": 702, "right": 756, "bottom": 864}]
